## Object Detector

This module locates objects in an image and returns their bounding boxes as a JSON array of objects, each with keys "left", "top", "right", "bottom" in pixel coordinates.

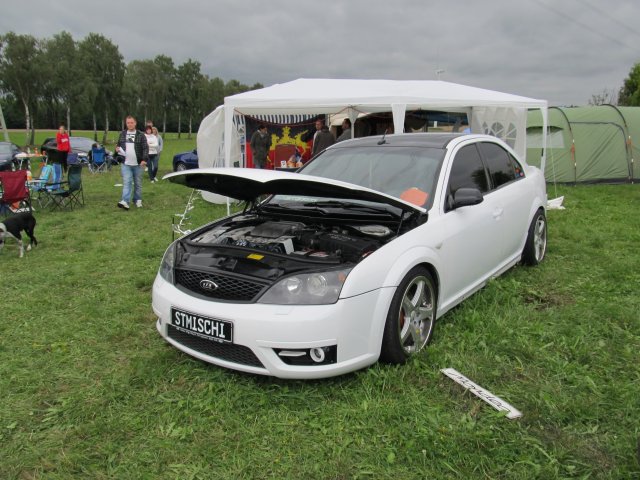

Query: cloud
[{"left": 2, "top": 0, "right": 639, "bottom": 106}]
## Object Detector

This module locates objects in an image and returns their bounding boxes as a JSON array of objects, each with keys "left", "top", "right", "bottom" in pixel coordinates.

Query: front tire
[
  {"left": 175, "top": 162, "right": 187, "bottom": 172},
  {"left": 522, "top": 210, "right": 547, "bottom": 266},
  {"left": 380, "top": 266, "right": 437, "bottom": 364}
]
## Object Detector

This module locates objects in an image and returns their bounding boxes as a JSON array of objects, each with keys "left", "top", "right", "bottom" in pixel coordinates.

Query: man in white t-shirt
[{"left": 115, "top": 116, "right": 148, "bottom": 210}]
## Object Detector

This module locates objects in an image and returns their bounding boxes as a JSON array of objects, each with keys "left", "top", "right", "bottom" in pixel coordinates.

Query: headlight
[
  {"left": 258, "top": 268, "right": 352, "bottom": 305},
  {"left": 158, "top": 241, "right": 177, "bottom": 283}
]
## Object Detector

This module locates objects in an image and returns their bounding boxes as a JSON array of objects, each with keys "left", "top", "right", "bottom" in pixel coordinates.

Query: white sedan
[{"left": 152, "top": 133, "right": 547, "bottom": 379}]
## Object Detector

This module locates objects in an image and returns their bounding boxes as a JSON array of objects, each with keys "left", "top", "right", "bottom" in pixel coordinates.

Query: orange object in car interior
[{"left": 400, "top": 188, "right": 428, "bottom": 206}]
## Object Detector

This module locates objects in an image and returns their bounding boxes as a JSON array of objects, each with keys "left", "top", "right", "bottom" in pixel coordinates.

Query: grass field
[{"left": 1, "top": 131, "right": 639, "bottom": 479}]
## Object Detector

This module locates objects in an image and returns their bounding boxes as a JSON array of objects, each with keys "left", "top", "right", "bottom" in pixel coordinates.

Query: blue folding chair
[
  {"left": 30, "top": 164, "right": 53, "bottom": 208},
  {"left": 50, "top": 163, "right": 63, "bottom": 191},
  {"left": 36, "top": 163, "right": 64, "bottom": 209},
  {"left": 89, "top": 147, "right": 107, "bottom": 173}
]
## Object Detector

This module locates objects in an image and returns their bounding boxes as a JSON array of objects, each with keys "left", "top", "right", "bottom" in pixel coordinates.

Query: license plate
[{"left": 171, "top": 308, "right": 233, "bottom": 344}]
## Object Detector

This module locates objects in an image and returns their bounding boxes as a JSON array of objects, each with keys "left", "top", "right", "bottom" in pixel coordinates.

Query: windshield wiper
[
  {"left": 260, "top": 200, "right": 399, "bottom": 218},
  {"left": 303, "top": 200, "right": 399, "bottom": 217},
  {"left": 257, "top": 203, "right": 294, "bottom": 213}
]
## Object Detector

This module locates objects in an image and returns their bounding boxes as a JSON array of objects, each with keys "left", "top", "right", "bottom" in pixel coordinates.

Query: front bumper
[{"left": 152, "top": 275, "right": 395, "bottom": 379}]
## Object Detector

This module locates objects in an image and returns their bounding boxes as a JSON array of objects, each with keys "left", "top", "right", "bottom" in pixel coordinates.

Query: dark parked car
[
  {"left": 40, "top": 136, "right": 114, "bottom": 166},
  {"left": 40, "top": 136, "right": 99, "bottom": 155},
  {"left": 0, "top": 142, "right": 23, "bottom": 171},
  {"left": 173, "top": 149, "right": 198, "bottom": 171}
]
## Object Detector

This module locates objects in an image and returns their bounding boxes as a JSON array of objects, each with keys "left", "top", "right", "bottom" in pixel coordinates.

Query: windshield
[
  {"left": 297, "top": 145, "right": 445, "bottom": 209},
  {"left": 0, "top": 144, "right": 11, "bottom": 154}
]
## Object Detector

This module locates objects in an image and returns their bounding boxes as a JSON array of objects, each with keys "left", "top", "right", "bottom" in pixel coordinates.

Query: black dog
[{"left": 0, "top": 212, "right": 38, "bottom": 258}]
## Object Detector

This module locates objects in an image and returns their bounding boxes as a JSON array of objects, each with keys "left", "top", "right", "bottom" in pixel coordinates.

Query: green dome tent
[{"left": 527, "top": 106, "right": 638, "bottom": 184}]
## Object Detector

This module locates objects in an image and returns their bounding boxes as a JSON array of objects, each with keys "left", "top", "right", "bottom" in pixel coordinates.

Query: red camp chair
[
  {"left": 274, "top": 144, "right": 298, "bottom": 168},
  {"left": 0, "top": 170, "right": 32, "bottom": 215}
]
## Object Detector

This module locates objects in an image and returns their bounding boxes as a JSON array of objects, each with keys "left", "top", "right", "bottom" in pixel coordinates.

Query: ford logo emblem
[{"left": 200, "top": 279, "right": 219, "bottom": 291}]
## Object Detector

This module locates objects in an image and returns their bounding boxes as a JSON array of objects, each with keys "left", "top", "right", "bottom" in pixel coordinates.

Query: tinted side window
[
  {"left": 510, "top": 154, "right": 525, "bottom": 179},
  {"left": 478, "top": 142, "right": 517, "bottom": 189},
  {"left": 448, "top": 144, "right": 489, "bottom": 195}
]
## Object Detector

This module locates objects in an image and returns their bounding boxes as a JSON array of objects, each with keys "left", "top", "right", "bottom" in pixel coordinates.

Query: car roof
[{"left": 328, "top": 132, "right": 467, "bottom": 149}]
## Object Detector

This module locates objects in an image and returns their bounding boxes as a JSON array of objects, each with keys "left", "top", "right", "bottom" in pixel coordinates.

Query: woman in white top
[{"left": 145, "top": 125, "right": 159, "bottom": 182}]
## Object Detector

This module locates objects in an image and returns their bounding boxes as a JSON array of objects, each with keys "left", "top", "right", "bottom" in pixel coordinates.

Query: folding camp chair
[
  {"left": 50, "top": 164, "right": 84, "bottom": 210},
  {"left": 88, "top": 146, "right": 107, "bottom": 173},
  {"left": 0, "top": 170, "right": 32, "bottom": 215},
  {"left": 35, "top": 163, "right": 64, "bottom": 209},
  {"left": 29, "top": 164, "right": 54, "bottom": 208},
  {"left": 67, "top": 152, "right": 80, "bottom": 166}
]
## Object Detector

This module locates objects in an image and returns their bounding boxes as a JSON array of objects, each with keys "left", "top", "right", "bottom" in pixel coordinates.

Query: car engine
[{"left": 190, "top": 217, "right": 395, "bottom": 264}]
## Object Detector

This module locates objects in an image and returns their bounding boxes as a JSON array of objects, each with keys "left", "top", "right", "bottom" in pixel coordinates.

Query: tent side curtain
[
  {"left": 471, "top": 106, "right": 528, "bottom": 159},
  {"left": 196, "top": 106, "right": 224, "bottom": 169},
  {"left": 197, "top": 106, "right": 244, "bottom": 169}
]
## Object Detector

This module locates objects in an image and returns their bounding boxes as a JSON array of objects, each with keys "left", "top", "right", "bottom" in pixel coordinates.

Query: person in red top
[{"left": 56, "top": 124, "right": 70, "bottom": 169}]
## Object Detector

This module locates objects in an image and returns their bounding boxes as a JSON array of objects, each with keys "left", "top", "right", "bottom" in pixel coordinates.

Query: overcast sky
[{"left": 3, "top": 0, "right": 639, "bottom": 107}]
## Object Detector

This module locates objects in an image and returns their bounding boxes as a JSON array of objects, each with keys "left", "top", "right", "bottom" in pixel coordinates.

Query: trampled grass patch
[{"left": 1, "top": 142, "right": 639, "bottom": 479}]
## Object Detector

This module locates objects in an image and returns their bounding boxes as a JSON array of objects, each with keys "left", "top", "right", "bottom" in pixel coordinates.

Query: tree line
[{"left": 0, "top": 31, "right": 263, "bottom": 144}]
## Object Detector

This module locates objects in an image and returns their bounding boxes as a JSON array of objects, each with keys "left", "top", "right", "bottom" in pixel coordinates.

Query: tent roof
[{"left": 225, "top": 78, "right": 547, "bottom": 114}]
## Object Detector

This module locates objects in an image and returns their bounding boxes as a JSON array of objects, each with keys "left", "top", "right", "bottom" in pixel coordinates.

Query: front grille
[
  {"left": 175, "top": 269, "right": 267, "bottom": 302},
  {"left": 168, "top": 324, "right": 264, "bottom": 368}
]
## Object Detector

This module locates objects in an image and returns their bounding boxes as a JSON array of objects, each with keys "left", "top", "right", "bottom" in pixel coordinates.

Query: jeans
[
  {"left": 121, "top": 163, "right": 143, "bottom": 203},
  {"left": 148, "top": 154, "right": 159, "bottom": 180}
]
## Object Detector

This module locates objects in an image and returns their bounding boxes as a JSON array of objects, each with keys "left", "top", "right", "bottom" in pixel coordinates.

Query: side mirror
[
  {"left": 193, "top": 149, "right": 197, "bottom": 154},
  {"left": 451, "top": 187, "right": 483, "bottom": 209}
]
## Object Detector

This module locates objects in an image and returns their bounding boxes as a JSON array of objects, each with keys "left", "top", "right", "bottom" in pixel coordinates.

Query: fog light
[
  {"left": 274, "top": 345, "right": 337, "bottom": 366},
  {"left": 309, "top": 347, "right": 326, "bottom": 363}
]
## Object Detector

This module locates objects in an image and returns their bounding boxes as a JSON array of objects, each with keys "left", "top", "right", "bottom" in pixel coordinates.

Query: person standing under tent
[
  {"left": 312, "top": 124, "right": 335, "bottom": 157},
  {"left": 250, "top": 124, "right": 271, "bottom": 169},
  {"left": 302, "top": 119, "right": 323, "bottom": 154},
  {"left": 336, "top": 118, "right": 352, "bottom": 142}
]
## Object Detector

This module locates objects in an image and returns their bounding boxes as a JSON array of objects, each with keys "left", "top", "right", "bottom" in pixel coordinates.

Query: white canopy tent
[{"left": 196, "top": 78, "right": 548, "bottom": 202}]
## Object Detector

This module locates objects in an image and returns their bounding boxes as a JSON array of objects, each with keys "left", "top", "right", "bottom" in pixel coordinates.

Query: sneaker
[
  {"left": 135, "top": 200, "right": 143, "bottom": 208},
  {"left": 117, "top": 201, "right": 130, "bottom": 210}
]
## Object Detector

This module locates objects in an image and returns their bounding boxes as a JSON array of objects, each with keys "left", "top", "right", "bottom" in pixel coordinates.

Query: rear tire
[
  {"left": 522, "top": 210, "right": 547, "bottom": 266},
  {"left": 175, "top": 162, "right": 187, "bottom": 172},
  {"left": 380, "top": 266, "right": 436, "bottom": 364}
]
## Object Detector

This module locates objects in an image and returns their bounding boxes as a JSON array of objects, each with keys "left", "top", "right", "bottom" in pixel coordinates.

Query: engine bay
[{"left": 189, "top": 215, "right": 395, "bottom": 264}]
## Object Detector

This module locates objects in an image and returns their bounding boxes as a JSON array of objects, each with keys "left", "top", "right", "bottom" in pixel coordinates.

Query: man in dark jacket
[
  {"left": 312, "top": 125, "right": 335, "bottom": 157},
  {"left": 336, "top": 118, "right": 352, "bottom": 142},
  {"left": 115, "top": 115, "right": 148, "bottom": 210},
  {"left": 250, "top": 124, "right": 271, "bottom": 168}
]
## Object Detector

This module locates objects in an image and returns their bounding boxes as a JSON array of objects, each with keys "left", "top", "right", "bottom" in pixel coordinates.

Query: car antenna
[{"left": 377, "top": 129, "right": 389, "bottom": 145}]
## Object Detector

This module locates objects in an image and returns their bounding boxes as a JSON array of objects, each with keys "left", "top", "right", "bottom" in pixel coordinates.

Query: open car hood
[{"left": 163, "top": 168, "right": 426, "bottom": 213}]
